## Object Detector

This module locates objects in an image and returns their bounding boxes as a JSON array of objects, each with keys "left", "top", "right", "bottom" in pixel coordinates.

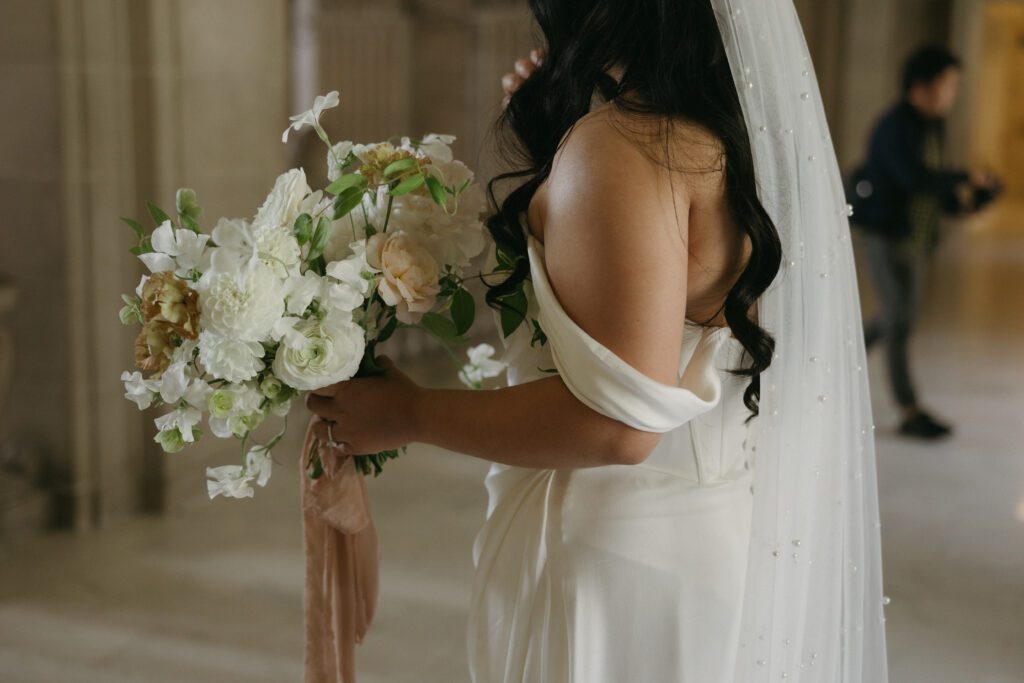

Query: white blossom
[
  {"left": 282, "top": 90, "right": 340, "bottom": 143},
  {"left": 206, "top": 465, "right": 255, "bottom": 499},
  {"left": 273, "top": 312, "right": 365, "bottom": 391},
  {"left": 197, "top": 264, "right": 284, "bottom": 341},
  {"left": 459, "top": 344, "right": 507, "bottom": 388},
  {"left": 121, "top": 371, "right": 158, "bottom": 410},
  {"left": 198, "top": 330, "right": 266, "bottom": 383}
]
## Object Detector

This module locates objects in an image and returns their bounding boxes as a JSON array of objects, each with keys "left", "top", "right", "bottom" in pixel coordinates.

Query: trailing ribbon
[{"left": 300, "top": 418, "right": 380, "bottom": 683}]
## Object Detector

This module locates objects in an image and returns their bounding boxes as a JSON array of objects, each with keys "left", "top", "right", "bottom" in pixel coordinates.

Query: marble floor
[{"left": 1, "top": 205, "right": 1022, "bottom": 683}]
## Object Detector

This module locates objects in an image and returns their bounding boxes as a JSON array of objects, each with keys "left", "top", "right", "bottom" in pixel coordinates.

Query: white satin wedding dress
[{"left": 467, "top": 213, "right": 760, "bottom": 683}]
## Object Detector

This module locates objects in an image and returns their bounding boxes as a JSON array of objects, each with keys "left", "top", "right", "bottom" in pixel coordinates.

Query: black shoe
[{"left": 899, "top": 412, "right": 953, "bottom": 439}]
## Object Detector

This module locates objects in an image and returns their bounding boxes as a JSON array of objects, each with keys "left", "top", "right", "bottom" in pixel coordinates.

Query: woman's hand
[
  {"left": 306, "top": 357, "right": 424, "bottom": 455},
  {"left": 501, "top": 49, "right": 544, "bottom": 107}
]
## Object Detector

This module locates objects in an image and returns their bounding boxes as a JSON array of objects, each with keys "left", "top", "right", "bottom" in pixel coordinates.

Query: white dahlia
[{"left": 197, "top": 264, "right": 284, "bottom": 342}]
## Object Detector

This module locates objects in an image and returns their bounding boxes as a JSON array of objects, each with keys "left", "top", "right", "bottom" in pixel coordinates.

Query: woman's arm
[
  {"left": 307, "top": 112, "right": 694, "bottom": 469},
  {"left": 308, "top": 364, "right": 658, "bottom": 468}
]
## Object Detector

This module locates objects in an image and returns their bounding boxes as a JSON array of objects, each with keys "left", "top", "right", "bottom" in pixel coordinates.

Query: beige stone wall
[{"left": 0, "top": 0, "right": 73, "bottom": 523}]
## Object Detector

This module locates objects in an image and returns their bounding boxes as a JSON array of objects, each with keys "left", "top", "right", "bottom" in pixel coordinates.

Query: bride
[{"left": 306, "top": 0, "right": 889, "bottom": 681}]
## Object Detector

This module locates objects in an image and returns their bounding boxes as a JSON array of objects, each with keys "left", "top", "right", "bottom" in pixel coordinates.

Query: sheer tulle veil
[{"left": 708, "top": 1, "right": 890, "bottom": 680}]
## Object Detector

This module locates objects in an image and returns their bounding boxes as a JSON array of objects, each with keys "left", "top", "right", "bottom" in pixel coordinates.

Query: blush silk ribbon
[{"left": 300, "top": 417, "right": 379, "bottom": 683}]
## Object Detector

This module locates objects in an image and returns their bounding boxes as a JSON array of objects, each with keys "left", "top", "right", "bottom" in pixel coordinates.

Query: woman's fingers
[
  {"left": 305, "top": 392, "right": 336, "bottom": 418},
  {"left": 502, "top": 72, "right": 524, "bottom": 97},
  {"left": 309, "top": 384, "right": 337, "bottom": 398},
  {"left": 514, "top": 58, "right": 536, "bottom": 80},
  {"left": 311, "top": 419, "right": 352, "bottom": 453}
]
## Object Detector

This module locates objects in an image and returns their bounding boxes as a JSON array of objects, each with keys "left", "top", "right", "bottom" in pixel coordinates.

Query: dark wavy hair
[{"left": 484, "top": 0, "right": 781, "bottom": 416}]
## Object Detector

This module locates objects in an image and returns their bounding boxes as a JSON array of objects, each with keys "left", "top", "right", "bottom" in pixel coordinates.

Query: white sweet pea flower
[
  {"left": 206, "top": 465, "right": 255, "bottom": 499},
  {"left": 145, "top": 220, "right": 211, "bottom": 277},
  {"left": 198, "top": 330, "right": 266, "bottom": 383},
  {"left": 246, "top": 446, "right": 273, "bottom": 488},
  {"left": 121, "top": 371, "right": 158, "bottom": 410},
  {"left": 207, "top": 382, "right": 265, "bottom": 438},
  {"left": 282, "top": 90, "right": 340, "bottom": 143},
  {"left": 181, "top": 377, "right": 213, "bottom": 411},
  {"left": 459, "top": 344, "right": 507, "bottom": 388},
  {"left": 154, "top": 406, "right": 203, "bottom": 443},
  {"left": 401, "top": 133, "right": 457, "bottom": 164},
  {"left": 273, "top": 312, "right": 365, "bottom": 391},
  {"left": 282, "top": 271, "right": 324, "bottom": 316},
  {"left": 209, "top": 217, "right": 259, "bottom": 276},
  {"left": 157, "top": 361, "right": 191, "bottom": 404}
]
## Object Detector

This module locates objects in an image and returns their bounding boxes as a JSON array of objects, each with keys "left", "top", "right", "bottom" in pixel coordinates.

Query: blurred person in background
[{"left": 849, "top": 45, "right": 1002, "bottom": 440}]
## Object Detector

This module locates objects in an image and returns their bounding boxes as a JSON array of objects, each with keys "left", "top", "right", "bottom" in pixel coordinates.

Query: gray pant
[{"left": 862, "top": 232, "right": 929, "bottom": 408}]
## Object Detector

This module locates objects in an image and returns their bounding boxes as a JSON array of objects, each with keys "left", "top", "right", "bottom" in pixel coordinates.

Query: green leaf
[
  {"left": 425, "top": 175, "right": 447, "bottom": 207},
  {"left": 451, "top": 288, "right": 476, "bottom": 336},
  {"left": 332, "top": 187, "right": 364, "bottom": 220},
  {"left": 389, "top": 173, "right": 425, "bottom": 197},
  {"left": 530, "top": 318, "right": 548, "bottom": 348},
  {"left": 121, "top": 217, "right": 145, "bottom": 241},
  {"left": 325, "top": 173, "right": 368, "bottom": 196},
  {"left": 420, "top": 312, "right": 460, "bottom": 341},
  {"left": 383, "top": 157, "right": 418, "bottom": 178},
  {"left": 146, "top": 201, "right": 172, "bottom": 226},
  {"left": 180, "top": 213, "right": 201, "bottom": 233},
  {"left": 499, "top": 287, "right": 528, "bottom": 338},
  {"left": 293, "top": 213, "right": 314, "bottom": 246},
  {"left": 307, "top": 216, "right": 334, "bottom": 262}
]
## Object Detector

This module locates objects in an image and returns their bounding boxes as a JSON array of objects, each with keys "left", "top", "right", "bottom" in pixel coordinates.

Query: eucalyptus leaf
[
  {"left": 451, "top": 288, "right": 476, "bottom": 336},
  {"left": 389, "top": 173, "right": 425, "bottom": 197}
]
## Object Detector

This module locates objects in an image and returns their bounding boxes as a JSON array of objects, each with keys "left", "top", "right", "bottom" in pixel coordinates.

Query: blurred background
[{"left": 0, "top": 0, "right": 1021, "bottom": 681}]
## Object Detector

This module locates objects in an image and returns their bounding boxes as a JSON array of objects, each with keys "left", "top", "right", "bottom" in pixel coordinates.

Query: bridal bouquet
[{"left": 118, "top": 91, "right": 496, "bottom": 499}]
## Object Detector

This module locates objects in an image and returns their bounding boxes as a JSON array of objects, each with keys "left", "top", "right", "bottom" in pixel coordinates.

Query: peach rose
[{"left": 366, "top": 231, "right": 440, "bottom": 324}]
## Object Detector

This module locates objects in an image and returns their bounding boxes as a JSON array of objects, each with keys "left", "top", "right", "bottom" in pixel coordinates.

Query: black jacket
[{"left": 848, "top": 102, "right": 968, "bottom": 240}]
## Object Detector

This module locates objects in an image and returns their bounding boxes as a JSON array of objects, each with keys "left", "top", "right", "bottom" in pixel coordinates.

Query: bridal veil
[{"left": 709, "top": 1, "right": 890, "bottom": 680}]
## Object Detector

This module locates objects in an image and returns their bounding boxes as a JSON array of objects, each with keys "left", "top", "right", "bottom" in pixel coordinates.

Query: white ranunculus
[
  {"left": 206, "top": 465, "right": 255, "bottom": 499},
  {"left": 282, "top": 90, "right": 340, "bottom": 143},
  {"left": 255, "top": 224, "right": 303, "bottom": 279},
  {"left": 272, "top": 313, "right": 365, "bottom": 391},
  {"left": 458, "top": 344, "right": 508, "bottom": 388},
  {"left": 197, "top": 264, "right": 284, "bottom": 341},
  {"left": 122, "top": 371, "right": 158, "bottom": 409},
  {"left": 155, "top": 406, "right": 203, "bottom": 443},
  {"left": 253, "top": 169, "right": 312, "bottom": 232},
  {"left": 366, "top": 231, "right": 440, "bottom": 324},
  {"left": 198, "top": 330, "right": 266, "bottom": 383},
  {"left": 327, "top": 141, "right": 354, "bottom": 182}
]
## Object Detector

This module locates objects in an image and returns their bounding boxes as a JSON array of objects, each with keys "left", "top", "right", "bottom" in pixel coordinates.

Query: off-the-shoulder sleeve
[{"left": 527, "top": 236, "right": 725, "bottom": 433}]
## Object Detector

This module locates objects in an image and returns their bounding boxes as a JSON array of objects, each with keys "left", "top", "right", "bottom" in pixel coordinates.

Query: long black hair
[{"left": 485, "top": 0, "right": 782, "bottom": 416}]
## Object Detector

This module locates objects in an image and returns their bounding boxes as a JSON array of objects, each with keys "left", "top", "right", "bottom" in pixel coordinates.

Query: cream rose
[{"left": 366, "top": 231, "right": 440, "bottom": 324}]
